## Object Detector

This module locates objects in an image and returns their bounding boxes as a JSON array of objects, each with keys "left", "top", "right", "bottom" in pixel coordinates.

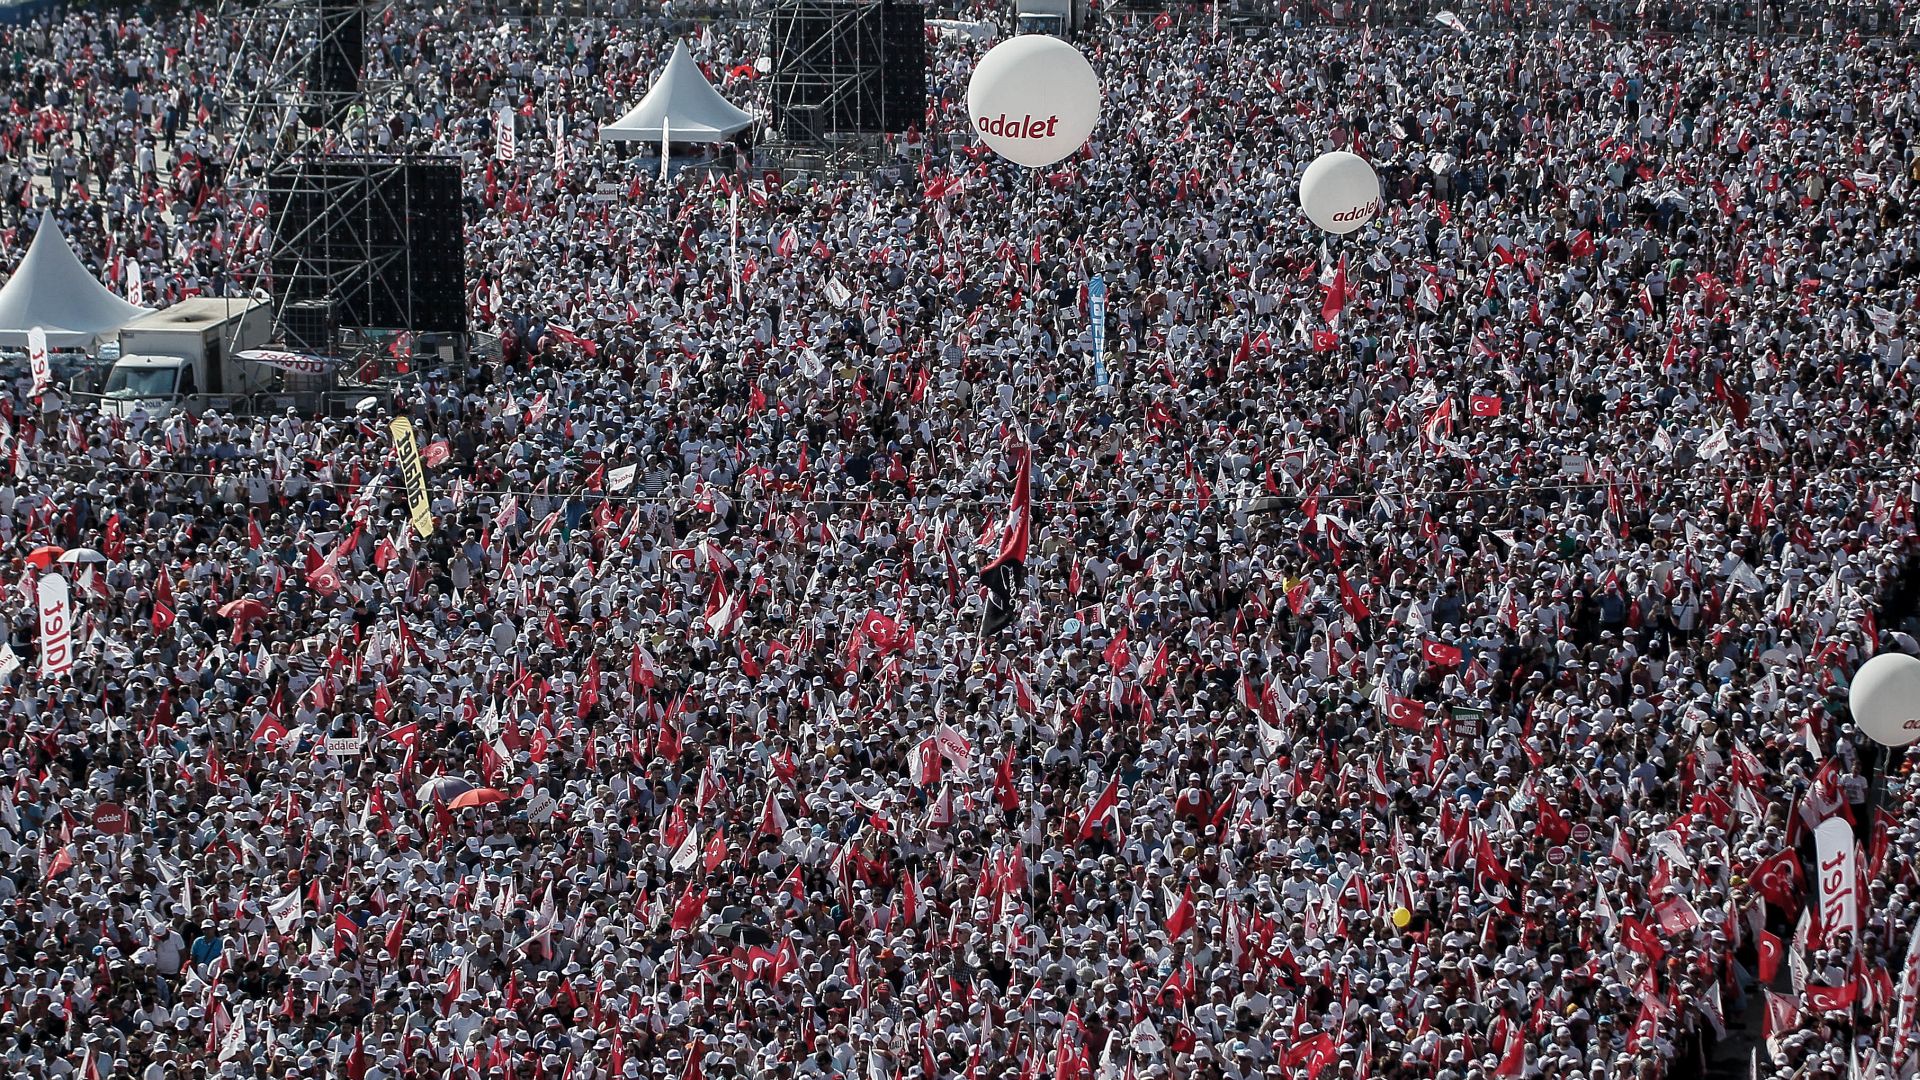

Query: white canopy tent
[
  {"left": 0, "top": 221, "right": 150, "bottom": 348},
  {"left": 599, "top": 42, "right": 754, "bottom": 144}
]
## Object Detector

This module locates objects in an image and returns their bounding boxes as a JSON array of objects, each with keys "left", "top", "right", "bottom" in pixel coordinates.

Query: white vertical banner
[
  {"left": 27, "top": 326, "right": 49, "bottom": 397},
  {"left": 125, "top": 258, "right": 143, "bottom": 304},
  {"left": 495, "top": 105, "right": 516, "bottom": 163},
  {"left": 660, "top": 117, "right": 671, "bottom": 184},
  {"left": 1814, "top": 817, "right": 1860, "bottom": 946},
  {"left": 36, "top": 572, "right": 71, "bottom": 678},
  {"left": 1894, "top": 909, "right": 1920, "bottom": 1066},
  {"left": 729, "top": 189, "right": 741, "bottom": 304}
]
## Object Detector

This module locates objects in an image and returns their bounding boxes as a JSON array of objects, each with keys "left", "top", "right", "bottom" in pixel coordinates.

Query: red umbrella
[
  {"left": 218, "top": 598, "right": 270, "bottom": 622},
  {"left": 24, "top": 546, "right": 63, "bottom": 569},
  {"left": 447, "top": 788, "right": 508, "bottom": 809}
]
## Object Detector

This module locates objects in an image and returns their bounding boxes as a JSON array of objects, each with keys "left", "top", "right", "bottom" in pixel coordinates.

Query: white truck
[
  {"left": 1014, "top": 0, "right": 1085, "bottom": 36},
  {"left": 99, "top": 299, "right": 279, "bottom": 419}
]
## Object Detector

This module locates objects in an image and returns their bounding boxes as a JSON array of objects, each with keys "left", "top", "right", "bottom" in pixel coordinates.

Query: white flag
[
  {"left": 670, "top": 828, "right": 701, "bottom": 873},
  {"left": 1725, "top": 559, "right": 1765, "bottom": 596},
  {"left": 267, "top": 890, "right": 303, "bottom": 935},
  {"left": 218, "top": 1004, "right": 249, "bottom": 1061},
  {"left": 608, "top": 463, "right": 638, "bottom": 492},
  {"left": 1696, "top": 426, "right": 1732, "bottom": 463}
]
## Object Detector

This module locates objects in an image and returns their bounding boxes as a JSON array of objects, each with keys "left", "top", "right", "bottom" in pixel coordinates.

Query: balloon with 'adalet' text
[
  {"left": 967, "top": 35, "right": 1102, "bottom": 168},
  {"left": 1299, "top": 150, "right": 1381, "bottom": 234},
  {"left": 1849, "top": 651, "right": 1920, "bottom": 747}
]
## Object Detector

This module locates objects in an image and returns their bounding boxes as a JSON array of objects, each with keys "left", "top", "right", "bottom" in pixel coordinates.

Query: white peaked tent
[
  {"left": 599, "top": 42, "right": 754, "bottom": 144},
  {"left": 0, "top": 221, "right": 150, "bottom": 347}
]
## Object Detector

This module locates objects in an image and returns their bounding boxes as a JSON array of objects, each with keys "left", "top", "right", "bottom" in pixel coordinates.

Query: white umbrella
[{"left": 57, "top": 548, "right": 105, "bottom": 564}]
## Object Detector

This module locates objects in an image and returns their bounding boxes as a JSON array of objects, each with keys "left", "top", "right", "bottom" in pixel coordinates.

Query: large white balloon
[
  {"left": 1299, "top": 151, "right": 1381, "bottom": 234},
  {"left": 967, "top": 35, "right": 1101, "bottom": 169},
  {"left": 1849, "top": 651, "right": 1920, "bottom": 747}
]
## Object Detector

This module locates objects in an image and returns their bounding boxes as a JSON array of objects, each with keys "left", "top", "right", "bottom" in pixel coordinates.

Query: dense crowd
[{"left": 1, "top": 3, "right": 1920, "bottom": 1080}]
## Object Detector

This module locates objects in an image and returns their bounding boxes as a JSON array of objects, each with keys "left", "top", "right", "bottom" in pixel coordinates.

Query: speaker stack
[
  {"left": 765, "top": 0, "right": 926, "bottom": 140},
  {"left": 268, "top": 157, "right": 467, "bottom": 338},
  {"left": 878, "top": 0, "right": 928, "bottom": 134},
  {"left": 305, "top": 0, "right": 365, "bottom": 129}
]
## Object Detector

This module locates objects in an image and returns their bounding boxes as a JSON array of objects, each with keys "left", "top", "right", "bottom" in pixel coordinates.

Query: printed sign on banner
[
  {"left": 325, "top": 737, "right": 364, "bottom": 758},
  {"left": 389, "top": 417, "right": 436, "bottom": 538},
  {"left": 92, "top": 803, "right": 130, "bottom": 835},
  {"left": 27, "top": 326, "right": 50, "bottom": 397},
  {"left": 495, "top": 105, "right": 516, "bottom": 163},
  {"left": 1813, "top": 817, "right": 1859, "bottom": 946},
  {"left": 37, "top": 573, "right": 71, "bottom": 677}
]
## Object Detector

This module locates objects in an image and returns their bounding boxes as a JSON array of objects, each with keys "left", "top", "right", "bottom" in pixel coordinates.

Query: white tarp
[
  {"left": 0, "top": 222, "right": 150, "bottom": 347},
  {"left": 927, "top": 19, "right": 997, "bottom": 43},
  {"left": 599, "top": 42, "right": 754, "bottom": 144}
]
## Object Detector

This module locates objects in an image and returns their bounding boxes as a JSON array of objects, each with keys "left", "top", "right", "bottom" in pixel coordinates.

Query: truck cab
[
  {"left": 1016, "top": 10, "right": 1066, "bottom": 34},
  {"left": 1014, "top": 0, "right": 1084, "bottom": 35},
  {"left": 101, "top": 355, "right": 205, "bottom": 417}
]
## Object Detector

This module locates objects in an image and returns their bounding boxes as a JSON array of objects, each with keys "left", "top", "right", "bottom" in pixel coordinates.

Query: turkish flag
[
  {"left": 334, "top": 913, "right": 360, "bottom": 957},
  {"left": 1383, "top": 694, "right": 1427, "bottom": 731},
  {"left": 1619, "top": 917, "right": 1665, "bottom": 963},
  {"left": 1281, "top": 1033, "right": 1336, "bottom": 1077},
  {"left": 1284, "top": 578, "right": 1310, "bottom": 616},
  {"left": 702, "top": 831, "right": 730, "bottom": 873},
  {"left": 1310, "top": 330, "right": 1340, "bottom": 352},
  {"left": 1494, "top": 1031, "right": 1525, "bottom": 1078},
  {"left": 1469, "top": 394, "right": 1503, "bottom": 418},
  {"left": 1750, "top": 848, "right": 1804, "bottom": 914},
  {"left": 1803, "top": 981, "right": 1858, "bottom": 1014},
  {"left": 151, "top": 574, "right": 176, "bottom": 632},
  {"left": 1534, "top": 792, "right": 1572, "bottom": 844},
  {"left": 1076, "top": 775, "right": 1121, "bottom": 842},
  {"left": 670, "top": 886, "right": 708, "bottom": 932},
  {"left": 1422, "top": 640, "right": 1464, "bottom": 667},
  {"left": 860, "top": 610, "right": 900, "bottom": 652},
  {"left": 251, "top": 714, "right": 289, "bottom": 746},
  {"left": 1165, "top": 883, "right": 1196, "bottom": 941},
  {"left": 1320, "top": 256, "right": 1348, "bottom": 325},
  {"left": 1756, "top": 928, "right": 1783, "bottom": 984},
  {"left": 1762, "top": 990, "right": 1799, "bottom": 1038},
  {"left": 1336, "top": 570, "right": 1370, "bottom": 621}
]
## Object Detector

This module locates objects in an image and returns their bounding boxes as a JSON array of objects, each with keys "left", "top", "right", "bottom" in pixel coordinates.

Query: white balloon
[
  {"left": 1849, "top": 651, "right": 1920, "bottom": 747},
  {"left": 967, "top": 35, "right": 1101, "bottom": 169},
  {"left": 1299, "top": 150, "right": 1381, "bottom": 234}
]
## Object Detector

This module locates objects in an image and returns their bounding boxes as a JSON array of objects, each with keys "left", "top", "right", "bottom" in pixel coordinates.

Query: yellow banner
[{"left": 389, "top": 417, "right": 435, "bottom": 538}]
